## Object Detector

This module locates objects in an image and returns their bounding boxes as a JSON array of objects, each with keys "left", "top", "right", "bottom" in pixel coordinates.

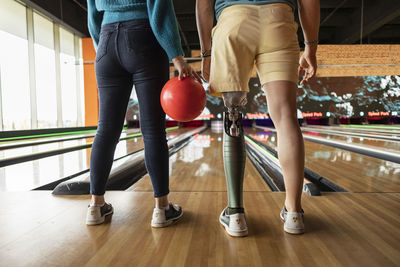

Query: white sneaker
[
  {"left": 86, "top": 203, "right": 114, "bottom": 225},
  {"left": 280, "top": 207, "right": 304, "bottom": 234},
  {"left": 219, "top": 207, "right": 248, "bottom": 237},
  {"left": 151, "top": 202, "right": 183, "bottom": 228}
]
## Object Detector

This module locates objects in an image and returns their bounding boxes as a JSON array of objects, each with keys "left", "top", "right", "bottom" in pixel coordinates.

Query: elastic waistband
[{"left": 101, "top": 18, "right": 151, "bottom": 32}]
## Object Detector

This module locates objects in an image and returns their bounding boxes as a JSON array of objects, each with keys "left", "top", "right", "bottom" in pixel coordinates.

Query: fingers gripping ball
[{"left": 160, "top": 77, "right": 207, "bottom": 122}]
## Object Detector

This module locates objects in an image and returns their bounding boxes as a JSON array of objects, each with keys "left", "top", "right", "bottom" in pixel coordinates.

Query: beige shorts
[{"left": 209, "top": 3, "right": 300, "bottom": 97}]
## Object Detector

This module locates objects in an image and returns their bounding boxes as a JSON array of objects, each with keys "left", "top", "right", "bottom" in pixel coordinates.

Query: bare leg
[
  {"left": 76, "top": 196, "right": 166, "bottom": 219},
  {"left": 263, "top": 81, "right": 304, "bottom": 212},
  {"left": 91, "top": 194, "right": 168, "bottom": 208},
  {"left": 155, "top": 195, "right": 169, "bottom": 208},
  {"left": 90, "top": 195, "right": 105, "bottom": 206}
]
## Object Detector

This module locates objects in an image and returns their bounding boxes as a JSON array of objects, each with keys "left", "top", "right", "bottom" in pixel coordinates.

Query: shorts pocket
[
  {"left": 95, "top": 32, "right": 112, "bottom": 62},
  {"left": 269, "top": 5, "right": 295, "bottom": 23}
]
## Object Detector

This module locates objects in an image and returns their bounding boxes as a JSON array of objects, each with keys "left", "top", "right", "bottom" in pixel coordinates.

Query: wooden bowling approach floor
[{"left": 1, "top": 130, "right": 399, "bottom": 266}]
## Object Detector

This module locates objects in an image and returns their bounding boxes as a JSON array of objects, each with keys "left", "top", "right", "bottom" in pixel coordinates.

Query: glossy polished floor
[
  {"left": 0, "top": 127, "right": 190, "bottom": 191},
  {"left": 246, "top": 127, "right": 400, "bottom": 192},
  {"left": 1, "top": 128, "right": 399, "bottom": 266}
]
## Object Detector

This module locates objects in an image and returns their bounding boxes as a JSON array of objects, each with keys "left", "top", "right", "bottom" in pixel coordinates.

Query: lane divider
[
  {"left": 245, "top": 135, "right": 321, "bottom": 195},
  {"left": 340, "top": 124, "right": 400, "bottom": 130},
  {"left": 303, "top": 134, "right": 400, "bottom": 164},
  {"left": 0, "top": 129, "right": 98, "bottom": 142},
  {"left": 0, "top": 129, "right": 140, "bottom": 151},
  {"left": 50, "top": 126, "right": 207, "bottom": 194},
  {"left": 0, "top": 126, "right": 179, "bottom": 168},
  {"left": 301, "top": 126, "right": 400, "bottom": 142},
  {"left": 256, "top": 125, "right": 400, "bottom": 164},
  {"left": 308, "top": 125, "right": 400, "bottom": 135},
  {"left": 245, "top": 136, "right": 283, "bottom": 191}
]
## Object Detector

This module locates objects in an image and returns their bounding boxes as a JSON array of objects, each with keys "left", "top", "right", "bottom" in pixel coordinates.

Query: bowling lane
[
  {"left": 301, "top": 130, "right": 400, "bottom": 154},
  {"left": 0, "top": 137, "right": 144, "bottom": 191},
  {"left": 0, "top": 128, "right": 97, "bottom": 143},
  {"left": 339, "top": 124, "right": 400, "bottom": 132},
  {"left": 0, "top": 127, "right": 189, "bottom": 191},
  {"left": 129, "top": 129, "right": 269, "bottom": 192},
  {"left": 308, "top": 125, "right": 400, "bottom": 137},
  {"left": 301, "top": 126, "right": 400, "bottom": 140},
  {"left": 0, "top": 127, "right": 140, "bottom": 150},
  {"left": 0, "top": 128, "right": 142, "bottom": 159},
  {"left": 246, "top": 127, "right": 400, "bottom": 193}
]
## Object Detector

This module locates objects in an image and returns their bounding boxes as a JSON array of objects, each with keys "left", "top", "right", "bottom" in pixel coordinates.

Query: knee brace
[{"left": 222, "top": 92, "right": 247, "bottom": 212}]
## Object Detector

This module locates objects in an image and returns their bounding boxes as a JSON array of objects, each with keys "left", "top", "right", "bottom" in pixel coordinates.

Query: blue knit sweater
[{"left": 87, "top": 0, "right": 184, "bottom": 59}]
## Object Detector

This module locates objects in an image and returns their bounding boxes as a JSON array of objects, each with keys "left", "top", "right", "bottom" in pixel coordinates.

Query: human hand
[
  {"left": 172, "top": 55, "right": 202, "bottom": 83},
  {"left": 201, "top": 56, "right": 211, "bottom": 82},
  {"left": 298, "top": 46, "right": 317, "bottom": 85}
]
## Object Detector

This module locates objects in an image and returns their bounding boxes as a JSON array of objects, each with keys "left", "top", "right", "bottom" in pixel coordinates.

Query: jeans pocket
[
  {"left": 96, "top": 32, "right": 112, "bottom": 62},
  {"left": 124, "top": 29, "right": 159, "bottom": 55}
]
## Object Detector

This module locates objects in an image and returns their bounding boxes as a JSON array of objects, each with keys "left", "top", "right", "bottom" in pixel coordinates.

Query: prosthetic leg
[{"left": 219, "top": 92, "right": 248, "bottom": 237}]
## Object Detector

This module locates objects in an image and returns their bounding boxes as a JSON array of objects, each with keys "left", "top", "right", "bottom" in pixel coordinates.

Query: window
[
  {"left": 0, "top": 0, "right": 85, "bottom": 130},
  {"left": 33, "top": 12, "right": 57, "bottom": 128},
  {"left": 60, "top": 27, "right": 78, "bottom": 127},
  {"left": 77, "top": 38, "right": 85, "bottom": 126},
  {"left": 0, "top": 0, "right": 31, "bottom": 130}
]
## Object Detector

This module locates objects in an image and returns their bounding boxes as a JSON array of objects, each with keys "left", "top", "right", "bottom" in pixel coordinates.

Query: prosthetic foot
[{"left": 219, "top": 92, "right": 248, "bottom": 237}]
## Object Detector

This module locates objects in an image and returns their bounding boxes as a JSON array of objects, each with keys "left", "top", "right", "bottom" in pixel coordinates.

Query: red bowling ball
[{"left": 160, "top": 76, "right": 206, "bottom": 122}]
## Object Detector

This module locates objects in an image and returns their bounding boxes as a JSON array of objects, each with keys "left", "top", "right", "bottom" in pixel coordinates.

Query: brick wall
[
  {"left": 315, "top": 45, "right": 400, "bottom": 77},
  {"left": 174, "top": 45, "right": 400, "bottom": 78}
]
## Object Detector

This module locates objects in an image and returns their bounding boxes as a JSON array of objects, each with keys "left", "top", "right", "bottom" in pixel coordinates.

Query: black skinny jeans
[{"left": 90, "top": 19, "right": 170, "bottom": 197}]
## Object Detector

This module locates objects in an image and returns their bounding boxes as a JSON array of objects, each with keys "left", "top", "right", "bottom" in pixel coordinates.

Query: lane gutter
[
  {"left": 0, "top": 127, "right": 179, "bottom": 168},
  {"left": 49, "top": 126, "right": 208, "bottom": 194},
  {"left": 301, "top": 126, "right": 400, "bottom": 142},
  {"left": 0, "top": 129, "right": 140, "bottom": 150},
  {"left": 256, "top": 126, "right": 400, "bottom": 164},
  {"left": 245, "top": 135, "right": 325, "bottom": 195}
]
